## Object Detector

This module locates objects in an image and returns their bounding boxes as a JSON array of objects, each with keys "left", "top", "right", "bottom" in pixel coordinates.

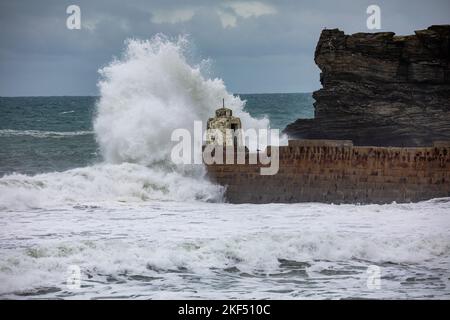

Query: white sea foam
[
  {"left": 1, "top": 35, "right": 448, "bottom": 299},
  {"left": 0, "top": 35, "right": 272, "bottom": 209},
  {"left": 0, "top": 163, "right": 223, "bottom": 210},
  {"left": 0, "top": 199, "right": 449, "bottom": 298},
  {"left": 0, "top": 129, "right": 93, "bottom": 138},
  {"left": 94, "top": 35, "right": 269, "bottom": 165}
]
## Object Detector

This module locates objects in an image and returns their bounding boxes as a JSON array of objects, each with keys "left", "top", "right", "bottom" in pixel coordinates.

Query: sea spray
[
  {"left": 0, "top": 35, "right": 272, "bottom": 209},
  {"left": 94, "top": 35, "right": 269, "bottom": 165}
]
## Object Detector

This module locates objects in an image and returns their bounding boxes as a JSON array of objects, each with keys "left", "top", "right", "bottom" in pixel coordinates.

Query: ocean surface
[
  {"left": 0, "top": 94, "right": 313, "bottom": 177},
  {"left": 0, "top": 37, "right": 449, "bottom": 299}
]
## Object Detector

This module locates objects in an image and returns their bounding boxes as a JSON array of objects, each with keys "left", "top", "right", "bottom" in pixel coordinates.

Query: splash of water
[
  {"left": 0, "top": 35, "right": 270, "bottom": 209},
  {"left": 94, "top": 35, "right": 269, "bottom": 165}
]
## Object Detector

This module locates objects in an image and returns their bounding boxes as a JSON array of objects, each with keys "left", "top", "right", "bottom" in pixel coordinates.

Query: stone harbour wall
[{"left": 205, "top": 139, "right": 450, "bottom": 204}]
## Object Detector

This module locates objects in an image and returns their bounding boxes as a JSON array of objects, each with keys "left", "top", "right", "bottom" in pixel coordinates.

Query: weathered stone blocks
[{"left": 206, "top": 139, "right": 450, "bottom": 204}]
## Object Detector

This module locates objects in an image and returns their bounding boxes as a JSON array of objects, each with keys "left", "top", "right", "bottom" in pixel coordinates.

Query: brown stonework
[{"left": 205, "top": 139, "right": 450, "bottom": 204}]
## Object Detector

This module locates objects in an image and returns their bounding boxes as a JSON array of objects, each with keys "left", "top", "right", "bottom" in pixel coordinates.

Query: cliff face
[{"left": 284, "top": 25, "right": 450, "bottom": 147}]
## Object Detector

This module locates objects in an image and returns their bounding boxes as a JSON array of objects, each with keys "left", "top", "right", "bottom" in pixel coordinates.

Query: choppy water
[
  {"left": 1, "top": 200, "right": 449, "bottom": 299},
  {"left": 0, "top": 36, "right": 448, "bottom": 299}
]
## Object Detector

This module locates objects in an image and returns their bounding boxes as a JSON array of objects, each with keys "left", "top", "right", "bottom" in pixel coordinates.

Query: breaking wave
[
  {"left": 0, "top": 163, "right": 223, "bottom": 210},
  {"left": 0, "top": 129, "right": 93, "bottom": 138},
  {"left": 94, "top": 35, "right": 268, "bottom": 165},
  {"left": 0, "top": 35, "right": 269, "bottom": 209},
  {"left": 0, "top": 200, "right": 449, "bottom": 298}
]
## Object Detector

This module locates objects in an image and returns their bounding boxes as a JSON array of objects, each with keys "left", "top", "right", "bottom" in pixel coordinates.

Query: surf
[{"left": 0, "top": 35, "right": 270, "bottom": 210}]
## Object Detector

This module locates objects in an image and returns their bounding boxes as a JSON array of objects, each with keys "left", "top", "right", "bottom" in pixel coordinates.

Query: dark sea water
[
  {"left": 0, "top": 94, "right": 313, "bottom": 176},
  {"left": 0, "top": 94, "right": 449, "bottom": 300}
]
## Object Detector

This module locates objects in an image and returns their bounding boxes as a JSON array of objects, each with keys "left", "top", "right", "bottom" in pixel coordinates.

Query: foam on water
[
  {"left": 0, "top": 129, "right": 93, "bottom": 138},
  {"left": 0, "top": 163, "right": 223, "bottom": 210},
  {"left": 0, "top": 35, "right": 448, "bottom": 299},
  {"left": 0, "top": 199, "right": 449, "bottom": 299},
  {"left": 0, "top": 35, "right": 272, "bottom": 209},
  {"left": 94, "top": 35, "right": 269, "bottom": 165}
]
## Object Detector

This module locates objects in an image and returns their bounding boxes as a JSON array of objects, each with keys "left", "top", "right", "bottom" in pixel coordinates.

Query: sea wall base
[{"left": 206, "top": 139, "right": 450, "bottom": 204}]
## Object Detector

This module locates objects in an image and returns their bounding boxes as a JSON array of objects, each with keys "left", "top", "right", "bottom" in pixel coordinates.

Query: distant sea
[{"left": 0, "top": 94, "right": 314, "bottom": 176}]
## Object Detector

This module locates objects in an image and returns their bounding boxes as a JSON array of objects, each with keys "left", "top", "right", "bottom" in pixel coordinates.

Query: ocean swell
[
  {"left": 0, "top": 129, "right": 93, "bottom": 138},
  {"left": 0, "top": 35, "right": 270, "bottom": 209}
]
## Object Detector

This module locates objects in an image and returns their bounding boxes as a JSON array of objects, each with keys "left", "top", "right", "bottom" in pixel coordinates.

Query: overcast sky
[{"left": 0, "top": 0, "right": 449, "bottom": 96}]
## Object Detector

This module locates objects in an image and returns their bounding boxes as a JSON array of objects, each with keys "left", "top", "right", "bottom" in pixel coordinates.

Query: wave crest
[
  {"left": 0, "top": 35, "right": 271, "bottom": 208},
  {"left": 0, "top": 163, "right": 224, "bottom": 210},
  {"left": 94, "top": 35, "right": 268, "bottom": 165},
  {"left": 0, "top": 129, "right": 93, "bottom": 138}
]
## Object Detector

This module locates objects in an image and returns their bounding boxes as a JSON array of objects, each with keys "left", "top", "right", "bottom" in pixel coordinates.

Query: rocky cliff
[{"left": 284, "top": 25, "right": 450, "bottom": 147}]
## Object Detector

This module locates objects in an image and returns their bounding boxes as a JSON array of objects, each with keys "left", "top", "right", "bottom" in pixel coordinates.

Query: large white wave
[
  {"left": 0, "top": 35, "right": 270, "bottom": 209},
  {"left": 0, "top": 200, "right": 449, "bottom": 298},
  {"left": 94, "top": 35, "right": 268, "bottom": 165},
  {"left": 0, "top": 129, "right": 93, "bottom": 138}
]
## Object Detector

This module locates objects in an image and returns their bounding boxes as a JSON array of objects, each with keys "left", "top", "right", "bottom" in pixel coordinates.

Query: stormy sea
[{"left": 0, "top": 37, "right": 449, "bottom": 299}]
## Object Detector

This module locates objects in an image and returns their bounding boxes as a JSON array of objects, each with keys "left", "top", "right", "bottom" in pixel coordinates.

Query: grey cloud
[{"left": 0, "top": 0, "right": 449, "bottom": 96}]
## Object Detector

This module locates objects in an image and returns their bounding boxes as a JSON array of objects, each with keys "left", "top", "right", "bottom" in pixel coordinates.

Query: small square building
[{"left": 206, "top": 100, "right": 242, "bottom": 147}]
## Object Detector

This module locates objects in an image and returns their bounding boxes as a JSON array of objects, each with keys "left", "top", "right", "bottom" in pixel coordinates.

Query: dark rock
[{"left": 284, "top": 25, "right": 450, "bottom": 147}]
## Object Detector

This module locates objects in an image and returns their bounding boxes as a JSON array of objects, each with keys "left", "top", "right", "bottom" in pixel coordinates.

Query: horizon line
[{"left": 0, "top": 92, "right": 314, "bottom": 98}]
